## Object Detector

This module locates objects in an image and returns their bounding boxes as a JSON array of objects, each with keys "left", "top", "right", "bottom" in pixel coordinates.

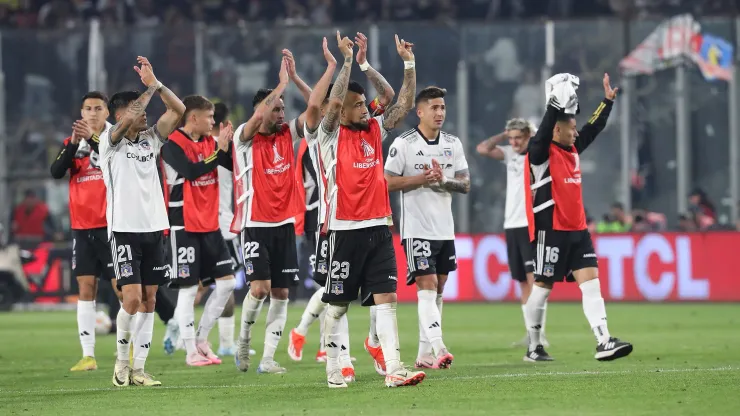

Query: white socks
[
  {"left": 218, "top": 316, "right": 235, "bottom": 350},
  {"left": 239, "top": 292, "right": 265, "bottom": 340},
  {"left": 418, "top": 290, "right": 445, "bottom": 355},
  {"left": 263, "top": 298, "right": 289, "bottom": 362},
  {"left": 77, "top": 300, "right": 96, "bottom": 357},
  {"left": 133, "top": 312, "right": 154, "bottom": 370},
  {"left": 296, "top": 287, "right": 326, "bottom": 336},
  {"left": 116, "top": 308, "right": 135, "bottom": 362},
  {"left": 368, "top": 305, "right": 380, "bottom": 348},
  {"left": 579, "top": 278, "right": 610, "bottom": 344},
  {"left": 375, "top": 302, "right": 401, "bottom": 373},
  {"left": 338, "top": 313, "right": 351, "bottom": 367},
  {"left": 317, "top": 306, "right": 326, "bottom": 353},
  {"left": 196, "top": 278, "right": 236, "bottom": 344},
  {"left": 323, "top": 304, "right": 348, "bottom": 373},
  {"left": 176, "top": 285, "right": 198, "bottom": 355},
  {"left": 521, "top": 303, "right": 528, "bottom": 332},
  {"left": 418, "top": 293, "right": 444, "bottom": 357},
  {"left": 525, "top": 285, "right": 551, "bottom": 350}
]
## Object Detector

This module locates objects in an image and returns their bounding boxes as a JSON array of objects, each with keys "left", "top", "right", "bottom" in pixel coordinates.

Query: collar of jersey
[{"left": 415, "top": 127, "right": 439, "bottom": 145}]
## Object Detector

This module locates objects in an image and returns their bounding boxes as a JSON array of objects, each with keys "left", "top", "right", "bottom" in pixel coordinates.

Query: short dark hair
[
  {"left": 416, "top": 86, "right": 446, "bottom": 104},
  {"left": 182, "top": 95, "right": 214, "bottom": 121},
  {"left": 611, "top": 202, "right": 624, "bottom": 211},
  {"left": 81, "top": 91, "right": 109, "bottom": 108},
  {"left": 252, "top": 88, "right": 283, "bottom": 108},
  {"left": 108, "top": 91, "right": 141, "bottom": 115},
  {"left": 347, "top": 81, "right": 364, "bottom": 95},
  {"left": 214, "top": 102, "right": 229, "bottom": 125},
  {"left": 556, "top": 112, "right": 575, "bottom": 123}
]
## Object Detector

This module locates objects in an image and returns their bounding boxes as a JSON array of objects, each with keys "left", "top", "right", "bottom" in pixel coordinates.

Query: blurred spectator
[
  {"left": 678, "top": 213, "right": 697, "bottom": 232},
  {"left": 10, "top": 189, "right": 54, "bottom": 243},
  {"left": 596, "top": 202, "right": 631, "bottom": 233},
  {"left": 687, "top": 188, "right": 716, "bottom": 230}
]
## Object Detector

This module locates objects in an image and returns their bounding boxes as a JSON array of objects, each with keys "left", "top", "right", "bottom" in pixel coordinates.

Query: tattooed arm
[
  {"left": 322, "top": 31, "right": 355, "bottom": 133},
  {"left": 154, "top": 85, "right": 186, "bottom": 140},
  {"left": 108, "top": 84, "right": 158, "bottom": 145},
  {"left": 354, "top": 32, "right": 395, "bottom": 107},
  {"left": 439, "top": 170, "right": 471, "bottom": 194},
  {"left": 382, "top": 35, "right": 416, "bottom": 131}
]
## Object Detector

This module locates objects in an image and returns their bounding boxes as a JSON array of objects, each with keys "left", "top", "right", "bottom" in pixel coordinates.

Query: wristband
[
  {"left": 404, "top": 61, "right": 415, "bottom": 70},
  {"left": 359, "top": 61, "right": 370, "bottom": 71},
  {"left": 153, "top": 81, "right": 163, "bottom": 91}
]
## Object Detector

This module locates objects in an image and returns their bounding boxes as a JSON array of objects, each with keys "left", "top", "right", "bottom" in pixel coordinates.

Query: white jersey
[
  {"left": 233, "top": 119, "right": 300, "bottom": 228},
  {"left": 309, "top": 115, "right": 391, "bottom": 231},
  {"left": 304, "top": 122, "right": 326, "bottom": 226},
  {"left": 384, "top": 128, "right": 468, "bottom": 240},
  {"left": 499, "top": 145, "right": 528, "bottom": 229},
  {"left": 99, "top": 126, "right": 169, "bottom": 237},
  {"left": 214, "top": 135, "right": 236, "bottom": 240}
]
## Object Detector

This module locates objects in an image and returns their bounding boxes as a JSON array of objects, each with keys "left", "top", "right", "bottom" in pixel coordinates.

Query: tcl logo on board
[{"left": 393, "top": 233, "right": 737, "bottom": 302}]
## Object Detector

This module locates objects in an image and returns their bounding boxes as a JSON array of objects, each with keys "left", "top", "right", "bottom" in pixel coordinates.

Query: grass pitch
[{"left": 0, "top": 303, "right": 738, "bottom": 415}]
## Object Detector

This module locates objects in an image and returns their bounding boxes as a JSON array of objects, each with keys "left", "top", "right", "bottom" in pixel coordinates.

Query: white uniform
[
  {"left": 99, "top": 126, "right": 169, "bottom": 237},
  {"left": 309, "top": 115, "right": 391, "bottom": 231},
  {"left": 304, "top": 123, "right": 325, "bottom": 228},
  {"left": 214, "top": 135, "right": 236, "bottom": 240},
  {"left": 499, "top": 145, "right": 528, "bottom": 229},
  {"left": 384, "top": 128, "right": 469, "bottom": 240}
]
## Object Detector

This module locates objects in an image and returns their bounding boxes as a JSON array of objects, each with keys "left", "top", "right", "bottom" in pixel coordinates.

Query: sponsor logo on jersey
[
  {"left": 216, "top": 259, "right": 232, "bottom": 266},
  {"left": 388, "top": 275, "right": 397, "bottom": 281},
  {"left": 416, "top": 150, "right": 424, "bottom": 156},
  {"left": 178, "top": 265, "right": 190, "bottom": 278},
  {"left": 331, "top": 281, "right": 344, "bottom": 295},
  {"left": 360, "top": 138, "right": 375, "bottom": 158},
  {"left": 564, "top": 177, "right": 582, "bottom": 184},
  {"left": 245, "top": 261, "right": 254, "bottom": 275},
  {"left": 273, "top": 143, "right": 285, "bottom": 164},
  {"left": 444, "top": 148, "right": 453, "bottom": 158},
  {"left": 126, "top": 152, "right": 155, "bottom": 163},
  {"left": 140, "top": 140, "right": 151, "bottom": 150},
  {"left": 583, "top": 253, "right": 597, "bottom": 258},
  {"left": 120, "top": 263, "right": 133, "bottom": 278},
  {"left": 417, "top": 257, "right": 429, "bottom": 270},
  {"left": 389, "top": 147, "right": 397, "bottom": 157}
]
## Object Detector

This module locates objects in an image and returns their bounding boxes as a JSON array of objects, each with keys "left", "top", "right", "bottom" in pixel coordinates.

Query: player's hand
[
  {"left": 134, "top": 56, "right": 158, "bottom": 87},
  {"left": 322, "top": 37, "right": 336, "bottom": 66},
  {"left": 72, "top": 119, "right": 93, "bottom": 144},
  {"left": 430, "top": 159, "right": 445, "bottom": 181},
  {"left": 282, "top": 49, "right": 298, "bottom": 79},
  {"left": 218, "top": 121, "right": 234, "bottom": 152},
  {"left": 394, "top": 34, "right": 414, "bottom": 62},
  {"left": 278, "top": 57, "right": 289, "bottom": 85},
  {"left": 603, "top": 73, "right": 618, "bottom": 100},
  {"left": 336, "top": 31, "right": 354, "bottom": 60},
  {"left": 355, "top": 32, "right": 368, "bottom": 65}
]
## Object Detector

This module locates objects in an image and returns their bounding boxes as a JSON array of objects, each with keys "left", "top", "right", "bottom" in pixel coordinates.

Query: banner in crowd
[{"left": 393, "top": 232, "right": 737, "bottom": 302}]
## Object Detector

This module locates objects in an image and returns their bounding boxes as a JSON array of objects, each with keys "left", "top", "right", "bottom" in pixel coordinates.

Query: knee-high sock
[
  {"left": 218, "top": 315, "right": 235, "bottom": 350},
  {"left": 526, "top": 285, "right": 551, "bottom": 350},
  {"left": 115, "top": 308, "right": 136, "bottom": 362},
  {"left": 176, "top": 285, "right": 198, "bottom": 355},
  {"left": 368, "top": 305, "right": 380, "bottom": 348},
  {"left": 418, "top": 290, "right": 445, "bottom": 355},
  {"left": 155, "top": 288, "right": 175, "bottom": 323},
  {"left": 338, "top": 313, "right": 351, "bottom": 367},
  {"left": 196, "top": 278, "right": 236, "bottom": 344},
  {"left": 376, "top": 302, "right": 401, "bottom": 373},
  {"left": 239, "top": 292, "right": 265, "bottom": 340},
  {"left": 318, "top": 306, "right": 326, "bottom": 353},
  {"left": 262, "top": 298, "right": 289, "bottom": 362},
  {"left": 77, "top": 300, "right": 96, "bottom": 357},
  {"left": 133, "top": 312, "right": 154, "bottom": 370},
  {"left": 580, "top": 279, "right": 610, "bottom": 344},
  {"left": 296, "top": 287, "right": 326, "bottom": 336},
  {"left": 322, "top": 304, "right": 348, "bottom": 373}
]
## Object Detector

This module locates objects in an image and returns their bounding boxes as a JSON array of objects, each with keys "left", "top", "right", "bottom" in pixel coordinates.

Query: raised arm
[
  {"left": 355, "top": 32, "right": 395, "bottom": 109},
  {"left": 306, "top": 37, "right": 337, "bottom": 134},
  {"left": 382, "top": 35, "right": 416, "bottom": 131},
  {"left": 50, "top": 137, "right": 79, "bottom": 179},
  {"left": 575, "top": 73, "right": 617, "bottom": 154},
  {"left": 283, "top": 49, "right": 312, "bottom": 103},
  {"left": 128, "top": 57, "right": 186, "bottom": 140},
  {"left": 476, "top": 132, "right": 508, "bottom": 160},
  {"left": 239, "top": 59, "right": 289, "bottom": 142},
  {"left": 526, "top": 105, "right": 559, "bottom": 165},
  {"left": 322, "top": 31, "right": 354, "bottom": 133}
]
